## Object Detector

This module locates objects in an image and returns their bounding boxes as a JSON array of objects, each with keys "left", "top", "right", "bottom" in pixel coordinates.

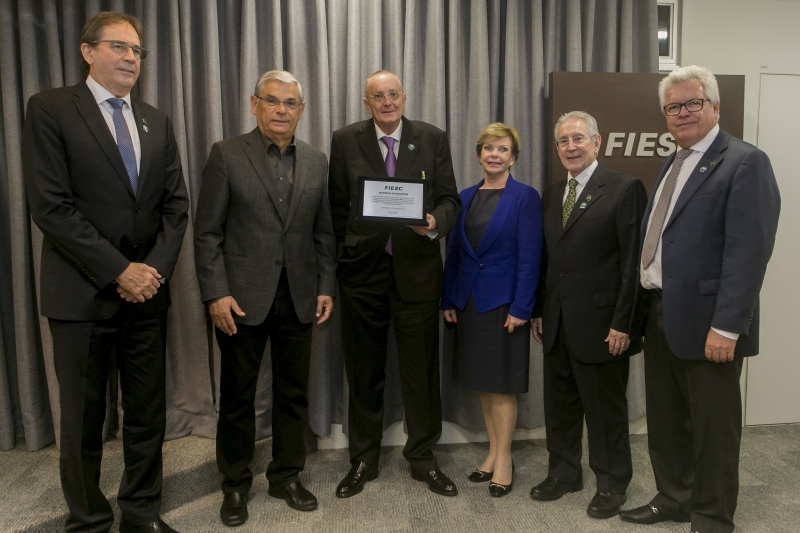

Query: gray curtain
[{"left": 0, "top": 0, "right": 658, "bottom": 452}]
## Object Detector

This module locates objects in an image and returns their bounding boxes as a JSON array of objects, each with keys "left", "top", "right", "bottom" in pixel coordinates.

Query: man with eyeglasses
[
  {"left": 530, "top": 111, "right": 646, "bottom": 519},
  {"left": 328, "top": 70, "right": 461, "bottom": 498},
  {"left": 620, "top": 66, "right": 780, "bottom": 533},
  {"left": 194, "top": 70, "right": 336, "bottom": 525},
  {"left": 23, "top": 11, "right": 188, "bottom": 533}
]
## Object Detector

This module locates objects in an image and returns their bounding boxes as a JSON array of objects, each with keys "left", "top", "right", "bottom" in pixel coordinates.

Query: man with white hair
[
  {"left": 620, "top": 66, "right": 780, "bottom": 533},
  {"left": 195, "top": 70, "right": 336, "bottom": 525}
]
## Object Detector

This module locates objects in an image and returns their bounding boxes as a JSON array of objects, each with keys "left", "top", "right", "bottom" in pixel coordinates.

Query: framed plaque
[{"left": 356, "top": 176, "right": 429, "bottom": 225}]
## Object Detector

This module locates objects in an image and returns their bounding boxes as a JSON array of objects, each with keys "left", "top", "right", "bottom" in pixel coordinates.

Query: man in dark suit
[
  {"left": 531, "top": 111, "right": 646, "bottom": 518},
  {"left": 23, "top": 12, "right": 188, "bottom": 533},
  {"left": 328, "top": 70, "right": 461, "bottom": 497},
  {"left": 619, "top": 66, "right": 780, "bottom": 533},
  {"left": 194, "top": 70, "right": 336, "bottom": 525}
]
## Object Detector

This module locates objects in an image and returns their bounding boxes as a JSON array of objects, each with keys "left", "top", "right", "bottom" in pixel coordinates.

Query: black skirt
[{"left": 454, "top": 295, "right": 530, "bottom": 394}]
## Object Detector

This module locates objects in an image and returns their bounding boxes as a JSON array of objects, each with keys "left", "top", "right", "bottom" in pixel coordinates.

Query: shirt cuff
[
  {"left": 426, "top": 229, "right": 439, "bottom": 240},
  {"left": 712, "top": 327, "right": 740, "bottom": 341}
]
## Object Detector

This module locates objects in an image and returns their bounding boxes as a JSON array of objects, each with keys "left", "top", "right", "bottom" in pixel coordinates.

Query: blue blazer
[
  {"left": 442, "top": 175, "right": 543, "bottom": 319},
  {"left": 633, "top": 129, "right": 780, "bottom": 360}
]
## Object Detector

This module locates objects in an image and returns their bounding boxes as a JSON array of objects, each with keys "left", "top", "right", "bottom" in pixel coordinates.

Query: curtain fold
[{"left": 0, "top": 0, "right": 657, "bottom": 451}]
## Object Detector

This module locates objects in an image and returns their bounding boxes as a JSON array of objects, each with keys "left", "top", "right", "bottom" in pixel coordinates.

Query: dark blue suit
[
  {"left": 442, "top": 175, "right": 542, "bottom": 319},
  {"left": 636, "top": 128, "right": 780, "bottom": 533}
]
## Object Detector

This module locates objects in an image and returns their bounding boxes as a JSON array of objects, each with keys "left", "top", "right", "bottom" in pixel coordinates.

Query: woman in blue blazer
[{"left": 442, "top": 123, "right": 543, "bottom": 497}]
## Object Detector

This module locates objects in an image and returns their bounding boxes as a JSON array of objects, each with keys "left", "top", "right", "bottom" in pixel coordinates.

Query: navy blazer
[
  {"left": 442, "top": 175, "right": 543, "bottom": 319},
  {"left": 635, "top": 128, "right": 780, "bottom": 360}
]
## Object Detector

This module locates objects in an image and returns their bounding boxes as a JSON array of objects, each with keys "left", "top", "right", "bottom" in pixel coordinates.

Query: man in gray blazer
[
  {"left": 620, "top": 66, "right": 780, "bottom": 533},
  {"left": 194, "top": 70, "right": 336, "bottom": 526}
]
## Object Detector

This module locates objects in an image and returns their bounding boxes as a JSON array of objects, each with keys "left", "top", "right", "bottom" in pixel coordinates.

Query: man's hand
[
  {"left": 605, "top": 328, "right": 631, "bottom": 356},
  {"left": 407, "top": 213, "right": 437, "bottom": 236},
  {"left": 316, "top": 295, "right": 334, "bottom": 324},
  {"left": 531, "top": 317, "right": 543, "bottom": 344},
  {"left": 115, "top": 263, "right": 161, "bottom": 303},
  {"left": 443, "top": 309, "right": 458, "bottom": 323},
  {"left": 209, "top": 296, "right": 246, "bottom": 335},
  {"left": 705, "top": 329, "right": 737, "bottom": 362},
  {"left": 504, "top": 314, "right": 527, "bottom": 334}
]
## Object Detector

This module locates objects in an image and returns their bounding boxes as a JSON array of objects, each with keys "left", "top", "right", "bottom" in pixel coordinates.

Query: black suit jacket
[
  {"left": 634, "top": 129, "right": 780, "bottom": 360},
  {"left": 328, "top": 117, "right": 460, "bottom": 301},
  {"left": 23, "top": 81, "right": 189, "bottom": 320},
  {"left": 535, "top": 165, "right": 646, "bottom": 363}
]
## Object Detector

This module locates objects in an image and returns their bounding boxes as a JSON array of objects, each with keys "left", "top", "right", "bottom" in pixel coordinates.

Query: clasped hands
[{"left": 115, "top": 262, "right": 162, "bottom": 303}]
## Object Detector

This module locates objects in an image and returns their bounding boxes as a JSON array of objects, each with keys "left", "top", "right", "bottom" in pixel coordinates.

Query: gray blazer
[{"left": 194, "top": 128, "right": 337, "bottom": 325}]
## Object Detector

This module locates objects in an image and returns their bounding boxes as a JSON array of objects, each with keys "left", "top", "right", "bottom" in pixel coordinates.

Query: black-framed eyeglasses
[
  {"left": 91, "top": 40, "right": 148, "bottom": 60},
  {"left": 663, "top": 98, "right": 710, "bottom": 116},
  {"left": 366, "top": 91, "right": 404, "bottom": 103},
  {"left": 555, "top": 134, "right": 594, "bottom": 149},
  {"left": 254, "top": 95, "right": 302, "bottom": 111}
]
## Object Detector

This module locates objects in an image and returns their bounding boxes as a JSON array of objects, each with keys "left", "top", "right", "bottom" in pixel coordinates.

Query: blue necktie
[{"left": 106, "top": 98, "right": 138, "bottom": 195}]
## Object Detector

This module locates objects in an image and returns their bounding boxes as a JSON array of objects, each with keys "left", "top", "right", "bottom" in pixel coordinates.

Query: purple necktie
[{"left": 382, "top": 136, "right": 396, "bottom": 254}]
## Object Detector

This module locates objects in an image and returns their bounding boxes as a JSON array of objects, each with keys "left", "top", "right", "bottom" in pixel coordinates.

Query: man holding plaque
[{"left": 328, "top": 70, "right": 461, "bottom": 498}]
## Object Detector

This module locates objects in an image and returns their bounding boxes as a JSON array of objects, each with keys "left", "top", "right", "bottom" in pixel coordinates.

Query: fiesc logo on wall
[{"left": 604, "top": 132, "right": 676, "bottom": 157}]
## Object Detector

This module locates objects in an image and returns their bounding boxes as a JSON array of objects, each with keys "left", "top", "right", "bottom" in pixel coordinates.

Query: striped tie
[{"left": 107, "top": 98, "right": 138, "bottom": 195}]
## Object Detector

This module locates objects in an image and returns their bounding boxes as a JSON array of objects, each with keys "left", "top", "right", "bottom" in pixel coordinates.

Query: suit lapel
[
  {"left": 561, "top": 166, "right": 605, "bottom": 236},
  {"left": 284, "top": 141, "right": 307, "bottom": 229},
  {"left": 665, "top": 132, "right": 728, "bottom": 230},
  {"left": 358, "top": 120, "right": 389, "bottom": 176},
  {"left": 395, "top": 118, "right": 420, "bottom": 179},
  {"left": 72, "top": 82, "right": 136, "bottom": 197},
  {"left": 242, "top": 128, "right": 285, "bottom": 220},
  {"left": 131, "top": 98, "right": 151, "bottom": 193},
  {"left": 475, "top": 177, "right": 515, "bottom": 256}
]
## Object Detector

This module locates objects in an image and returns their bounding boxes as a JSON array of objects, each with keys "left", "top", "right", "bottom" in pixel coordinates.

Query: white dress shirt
[
  {"left": 641, "top": 124, "right": 736, "bottom": 340},
  {"left": 374, "top": 121, "right": 402, "bottom": 161},
  {"left": 86, "top": 74, "right": 141, "bottom": 173},
  {"left": 562, "top": 160, "right": 598, "bottom": 204}
]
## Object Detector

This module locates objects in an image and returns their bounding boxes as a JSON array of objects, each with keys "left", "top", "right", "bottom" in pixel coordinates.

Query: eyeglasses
[
  {"left": 91, "top": 40, "right": 148, "bottom": 60},
  {"left": 663, "top": 98, "right": 710, "bottom": 116},
  {"left": 366, "top": 91, "right": 404, "bottom": 103},
  {"left": 254, "top": 95, "right": 302, "bottom": 111},
  {"left": 555, "top": 135, "right": 593, "bottom": 149}
]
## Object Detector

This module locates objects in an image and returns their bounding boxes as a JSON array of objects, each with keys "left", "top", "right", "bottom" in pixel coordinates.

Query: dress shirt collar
[
  {"left": 261, "top": 133, "right": 297, "bottom": 153},
  {"left": 86, "top": 74, "right": 132, "bottom": 108},
  {"left": 374, "top": 120, "right": 402, "bottom": 143},
  {"left": 681, "top": 123, "right": 720, "bottom": 153},
  {"left": 567, "top": 159, "right": 598, "bottom": 187}
]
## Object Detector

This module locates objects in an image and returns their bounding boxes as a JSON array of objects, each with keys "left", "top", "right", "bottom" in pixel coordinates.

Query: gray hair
[
  {"left": 658, "top": 65, "right": 719, "bottom": 111},
  {"left": 554, "top": 111, "right": 599, "bottom": 140},
  {"left": 254, "top": 70, "right": 304, "bottom": 102}
]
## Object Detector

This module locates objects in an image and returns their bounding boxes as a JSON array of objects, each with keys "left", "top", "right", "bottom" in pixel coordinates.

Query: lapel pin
[
  {"left": 579, "top": 202, "right": 587, "bottom": 209},
  {"left": 710, "top": 160, "right": 716, "bottom": 166},
  {"left": 699, "top": 166, "right": 707, "bottom": 173},
  {"left": 421, "top": 171, "right": 426, "bottom": 180},
  {"left": 408, "top": 144, "right": 415, "bottom": 151},
  {"left": 142, "top": 118, "right": 149, "bottom": 133},
  {"left": 143, "top": 125, "right": 149, "bottom": 133},
  {"left": 585, "top": 195, "right": 592, "bottom": 202}
]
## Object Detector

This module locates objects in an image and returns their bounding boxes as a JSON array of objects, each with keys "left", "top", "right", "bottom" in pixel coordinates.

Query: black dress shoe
[
  {"left": 467, "top": 469, "right": 493, "bottom": 482},
  {"left": 587, "top": 492, "right": 627, "bottom": 518},
  {"left": 619, "top": 503, "right": 691, "bottom": 524},
  {"left": 268, "top": 480, "right": 318, "bottom": 512},
  {"left": 488, "top": 461, "right": 514, "bottom": 497},
  {"left": 220, "top": 491, "right": 248, "bottom": 527},
  {"left": 336, "top": 461, "right": 379, "bottom": 498},
  {"left": 119, "top": 518, "right": 178, "bottom": 533},
  {"left": 529, "top": 476, "right": 583, "bottom": 501},
  {"left": 411, "top": 469, "right": 458, "bottom": 497}
]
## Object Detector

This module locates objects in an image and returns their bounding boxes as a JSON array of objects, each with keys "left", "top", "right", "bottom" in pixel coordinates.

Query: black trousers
[
  {"left": 216, "top": 270, "right": 313, "bottom": 492},
  {"left": 339, "top": 254, "right": 442, "bottom": 472},
  {"left": 543, "top": 317, "right": 632, "bottom": 494},
  {"left": 644, "top": 291, "right": 743, "bottom": 533},
  {"left": 49, "top": 307, "right": 168, "bottom": 533}
]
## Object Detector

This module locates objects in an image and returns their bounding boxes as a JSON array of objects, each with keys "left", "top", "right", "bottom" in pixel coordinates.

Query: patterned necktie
[
  {"left": 106, "top": 98, "right": 138, "bottom": 195},
  {"left": 561, "top": 178, "right": 578, "bottom": 229},
  {"left": 641, "top": 149, "right": 693, "bottom": 269},
  {"left": 382, "top": 136, "right": 396, "bottom": 254}
]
